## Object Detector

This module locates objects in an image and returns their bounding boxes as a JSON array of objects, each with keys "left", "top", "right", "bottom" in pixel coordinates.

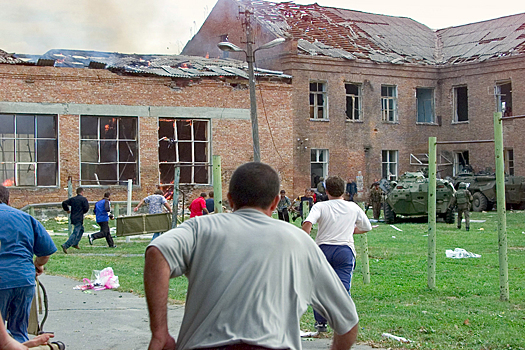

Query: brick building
[
  {"left": 182, "top": 0, "right": 525, "bottom": 192},
  {"left": 0, "top": 49, "right": 293, "bottom": 207}
]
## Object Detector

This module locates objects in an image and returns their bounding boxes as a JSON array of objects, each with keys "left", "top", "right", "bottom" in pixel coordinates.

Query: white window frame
[
  {"left": 453, "top": 86, "right": 469, "bottom": 123},
  {"left": 416, "top": 88, "right": 435, "bottom": 123},
  {"left": 381, "top": 85, "right": 398, "bottom": 122},
  {"left": 345, "top": 83, "right": 362, "bottom": 121},
  {"left": 310, "top": 81, "right": 327, "bottom": 120},
  {"left": 505, "top": 148, "right": 514, "bottom": 176},
  {"left": 158, "top": 118, "right": 211, "bottom": 185},
  {"left": 495, "top": 82, "right": 512, "bottom": 116},
  {"left": 80, "top": 116, "right": 139, "bottom": 186},
  {"left": 0, "top": 114, "right": 58, "bottom": 187},
  {"left": 311, "top": 149, "right": 329, "bottom": 187},
  {"left": 453, "top": 151, "right": 469, "bottom": 176},
  {"left": 382, "top": 150, "right": 398, "bottom": 181}
]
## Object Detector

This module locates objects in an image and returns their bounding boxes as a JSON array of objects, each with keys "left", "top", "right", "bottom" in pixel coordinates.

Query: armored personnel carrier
[
  {"left": 453, "top": 173, "right": 525, "bottom": 211},
  {"left": 383, "top": 171, "right": 455, "bottom": 224}
]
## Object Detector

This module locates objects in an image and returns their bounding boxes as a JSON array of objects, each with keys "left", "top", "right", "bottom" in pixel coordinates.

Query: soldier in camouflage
[
  {"left": 369, "top": 182, "right": 383, "bottom": 220},
  {"left": 450, "top": 182, "right": 474, "bottom": 231}
]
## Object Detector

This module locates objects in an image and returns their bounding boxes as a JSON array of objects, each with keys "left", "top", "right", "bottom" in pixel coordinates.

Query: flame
[
  {"left": 2, "top": 178, "right": 14, "bottom": 187},
  {"left": 105, "top": 124, "right": 110, "bottom": 132},
  {"left": 205, "top": 52, "right": 209, "bottom": 59}
]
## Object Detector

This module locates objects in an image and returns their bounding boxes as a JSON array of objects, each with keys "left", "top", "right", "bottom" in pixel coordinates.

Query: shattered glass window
[
  {"left": 158, "top": 118, "right": 210, "bottom": 185},
  {"left": 454, "top": 86, "right": 468, "bottom": 122},
  {"left": 309, "top": 82, "right": 327, "bottom": 119},
  {"left": 416, "top": 88, "right": 434, "bottom": 123},
  {"left": 381, "top": 85, "right": 398, "bottom": 122},
  {"left": 345, "top": 83, "right": 362, "bottom": 121},
  {"left": 382, "top": 150, "right": 398, "bottom": 181},
  {"left": 80, "top": 116, "right": 138, "bottom": 186},
  {"left": 0, "top": 114, "right": 58, "bottom": 187}
]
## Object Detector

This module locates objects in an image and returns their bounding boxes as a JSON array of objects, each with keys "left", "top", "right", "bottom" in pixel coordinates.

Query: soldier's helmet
[{"left": 458, "top": 182, "right": 468, "bottom": 190}]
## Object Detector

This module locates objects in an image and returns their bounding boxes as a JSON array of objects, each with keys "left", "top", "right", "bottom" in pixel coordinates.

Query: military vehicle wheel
[
  {"left": 486, "top": 202, "right": 494, "bottom": 211},
  {"left": 472, "top": 192, "right": 488, "bottom": 212},
  {"left": 444, "top": 208, "right": 455, "bottom": 224},
  {"left": 384, "top": 203, "right": 396, "bottom": 224}
]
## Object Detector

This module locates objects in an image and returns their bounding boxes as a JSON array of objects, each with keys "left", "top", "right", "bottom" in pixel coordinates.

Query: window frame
[
  {"left": 453, "top": 86, "right": 469, "bottom": 123},
  {"left": 382, "top": 150, "right": 398, "bottom": 181},
  {"left": 495, "top": 81, "right": 512, "bottom": 117},
  {"left": 453, "top": 150, "right": 470, "bottom": 176},
  {"left": 0, "top": 114, "right": 58, "bottom": 188},
  {"left": 158, "top": 118, "right": 211, "bottom": 186},
  {"left": 309, "top": 81, "right": 328, "bottom": 120},
  {"left": 505, "top": 148, "right": 514, "bottom": 176},
  {"left": 79, "top": 115, "right": 139, "bottom": 187},
  {"left": 310, "top": 149, "right": 329, "bottom": 187},
  {"left": 381, "top": 85, "right": 398, "bottom": 122},
  {"left": 416, "top": 87, "right": 435, "bottom": 124},
  {"left": 345, "top": 83, "right": 362, "bottom": 121}
]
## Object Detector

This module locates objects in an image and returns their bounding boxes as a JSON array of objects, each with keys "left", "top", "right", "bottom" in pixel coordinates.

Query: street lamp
[{"left": 218, "top": 37, "right": 285, "bottom": 162}]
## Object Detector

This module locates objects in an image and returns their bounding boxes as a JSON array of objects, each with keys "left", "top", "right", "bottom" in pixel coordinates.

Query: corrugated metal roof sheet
[
  {"left": 0, "top": 49, "right": 25, "bottom": 64},
  {"left": 5, "top": 49, "right": 291, "bottom": 81}
]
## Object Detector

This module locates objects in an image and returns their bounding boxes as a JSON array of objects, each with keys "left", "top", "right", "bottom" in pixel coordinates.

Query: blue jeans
[
  {"left": 151, "top": 232, "right": 161, "bottom": 240},
  {"left": 63, "top": 222, "right": 84, "bottom": 249},
  {"left": 0, "top": 286, "right": 35, "bottom": 342},
  {"left": 314, "top": 244, "right": 356, "bottom": 325}
]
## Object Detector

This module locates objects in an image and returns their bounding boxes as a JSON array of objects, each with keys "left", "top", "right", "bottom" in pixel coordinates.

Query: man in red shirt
[{"left": 189, "top": 192, "right": 209, "bottom": 218}]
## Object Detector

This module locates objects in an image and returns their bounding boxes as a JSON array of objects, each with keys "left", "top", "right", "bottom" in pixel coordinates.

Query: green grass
[{"left": 42, "top": 211, "right": 525, "bottom": 349}]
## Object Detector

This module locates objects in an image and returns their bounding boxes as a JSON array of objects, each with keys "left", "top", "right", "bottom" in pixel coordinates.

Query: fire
[{"left": 2, "top": 178, "right": 14, "bottom": 187}]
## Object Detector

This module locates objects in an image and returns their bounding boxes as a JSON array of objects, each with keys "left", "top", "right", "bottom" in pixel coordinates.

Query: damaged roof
[
  {"left": 8, "top": 49, "right": 291, "bottom": 80},
  {"left": 237, "top": 0, "right": 525, "bottom": 65},
  {"left": 0, "top": 49, "right": 26, "bottom": 64}
]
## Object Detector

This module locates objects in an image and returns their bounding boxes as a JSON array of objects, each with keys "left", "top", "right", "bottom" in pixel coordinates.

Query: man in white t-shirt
[
  {"left": 302, "top": 175, "right": 372, "bottom": 333},
  {"left": 144, "top": 163, "right": 360, "bottom": 350}
]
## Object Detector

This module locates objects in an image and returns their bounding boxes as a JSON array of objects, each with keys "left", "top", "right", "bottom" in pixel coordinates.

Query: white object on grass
[
  {"left": 390, "top": 225, "right": 403, "bottom": 232},
  {"left": 382, "top": 333, "right": 411, "bottom": 343},
  {"left": 445, "top": 248, "right": 481, "bottom": 259}
]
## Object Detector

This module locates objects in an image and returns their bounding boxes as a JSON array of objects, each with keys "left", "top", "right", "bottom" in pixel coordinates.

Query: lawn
[{"left": 42, "top": 210, "right": 525, "bottom": 349}]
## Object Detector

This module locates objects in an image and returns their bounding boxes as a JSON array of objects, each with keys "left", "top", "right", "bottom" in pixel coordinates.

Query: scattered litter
[
  {"left": 390, "top": 225, "right": 403, "bottom": 232},
  {"left": 74, "top": 267, "right": 120, "bottom": 291},
  {"left": 478, "top": 228, "right": 484, "bottom": 231},
  {"left": 423, "top": 234, "right": 428, "bottom": 236},
  {"left": 300, "top": 330, "right": 318, "bottom": 338},
  {"left": 382, "top": 333, "right": 411, "bottom": 343},
  {"left": 92, "top": 225, "right": 98, "bottom": 228},
  {"left": 369, "top": 219, "right": 378, "bottom": 223},
  {"left": 391, "top": 236, "right": 396, "bottom": 239},
  {"left": 468, "top": 219, "right": 486, "bottom": 223},
  {"left": 446, "top": 248, "right": 481, "bottom": 259}
]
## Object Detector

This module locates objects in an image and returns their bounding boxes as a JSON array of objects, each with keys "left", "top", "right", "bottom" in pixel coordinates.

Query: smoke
[{"left": 0, "top": 0, "right": 218, "bottom": 54}]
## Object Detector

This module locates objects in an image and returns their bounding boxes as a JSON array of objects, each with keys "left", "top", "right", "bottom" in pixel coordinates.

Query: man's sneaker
[
  {"left": 88, "top": 235, "right": 94, "bottom": 245},
  {"left": 109, "top": 245, "right": 117, "bottom": 248},
  {"left": 72, "top": 245, "right": 80, "bottom": 249},
  {"left": 466, "top": 227, "right": 470, "bottom": 231},
  {"left": 315, "top": 322, "right": 328, "bottom": 333},
  {"left": 61, "top": 245, "right": 68, "bottom": 254}
]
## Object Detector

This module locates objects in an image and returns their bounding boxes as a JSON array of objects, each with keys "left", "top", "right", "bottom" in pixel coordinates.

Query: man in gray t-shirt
[{"left": 145, "top": 162, "right": 359, "bottom": 350}]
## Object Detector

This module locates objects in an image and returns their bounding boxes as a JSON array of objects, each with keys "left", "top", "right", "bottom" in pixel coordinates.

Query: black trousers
[
  {"left": 92, "top": 221, "right": 115, "bottom": 247},
  {"left": 277, "top": 208, "right": 289, "bottom": 222}
]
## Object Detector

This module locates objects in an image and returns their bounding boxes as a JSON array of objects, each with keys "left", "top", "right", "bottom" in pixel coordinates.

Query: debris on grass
[
  {"left": 446, "top": 248, "right": 481, "bottom": 259},
  {"left": 390, "top": 225, "right": 403, "bottom": 232},
  {"left": 382, "top": 332, "right": 411, "bottom": 343}
]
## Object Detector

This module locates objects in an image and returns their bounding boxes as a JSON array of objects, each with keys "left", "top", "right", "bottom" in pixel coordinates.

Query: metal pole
[
  {"left": 360, "top": 233, "right": 370, "bottom": 284},
  {"left": 427, "top": 137, "right": 437, "bottom": 290},
  {"left": 171, "top": 167, "right": 180, "bottom": 229},
  {"left": 67, "top": 176, "right": 73, "bottom": 236},
  {"left": 494, "top": 112, "right": 509, "bottom": 301},
  {"left": 212, "top": 156, "right": 223, "bottom": 213},
  {"left": 245, "top": 10, "right": 261, "bottom": 162},
  {"left": 126, "top": 179, "right": 132, "bottom": 243}
]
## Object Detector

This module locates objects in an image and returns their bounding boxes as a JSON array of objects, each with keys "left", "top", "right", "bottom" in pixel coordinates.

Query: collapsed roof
[
  {"left": 237, "top": 0, "right": 525, "bottom": 65},
  {"left": 8, "top": 49, "right": 291, "bottom": 80}
]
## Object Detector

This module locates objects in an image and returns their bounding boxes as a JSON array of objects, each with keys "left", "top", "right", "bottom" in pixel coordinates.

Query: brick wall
[{"left": 0, "top": 65, "right": 293, "bottom": 208}]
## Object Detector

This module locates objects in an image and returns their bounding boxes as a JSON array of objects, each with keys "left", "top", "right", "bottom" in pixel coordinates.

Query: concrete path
[{"left": 37, "top": 274, "right": 382, "bottom": 350}]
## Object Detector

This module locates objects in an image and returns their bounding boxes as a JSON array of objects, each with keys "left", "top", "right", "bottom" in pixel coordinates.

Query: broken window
[
  {"left": 416, "top": 88, "right": 435, "bottom": 123},
  {"left": 310, "top": 82, "right": 327, "bottom": 119},
  {"left": 381, "top": 85, "right": 397, "bottom": 122},
  {"left": 345, "top": 83, "right": 362, "bottom": 121},
  {"left": 382, "top": 150, "right": 398, "bottom": 181},
  {"left": 0, "top": 114, "right": 58, "bottom": 187},
  {"left": 496, "top": 82, "right": 512, "bottom": 117},
  {"left": 311, "top": 149, "right": 329, "bottom": 187},
  {"left": 454, "top": 86, "right": 468, "bottom": 122},
  {"left": 505, "top": 148, "right": 514, "bottom": 176},
  {"left": 158, "top": 119, "right": 210, "bottom": 185},
  {"left": 80, "top": 116, "right": 138, "bottom": 186},
  {"left": 453, "top": 151, "right": 470, "bottom": 176}
]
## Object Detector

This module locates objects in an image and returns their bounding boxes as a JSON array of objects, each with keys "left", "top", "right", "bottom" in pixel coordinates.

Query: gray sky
[{"left": 1, "top": 0, "right": 525, "bottom": 55}]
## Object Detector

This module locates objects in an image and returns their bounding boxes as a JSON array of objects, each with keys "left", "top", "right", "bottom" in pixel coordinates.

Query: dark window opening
[
  {"left": 497, "top": 82, "right": 512, "bottom": 117},
  {"left": 345, "top": 83, "right": 361, "bottom": 121},
  {"left": 454, "top": 86, "right": 468, "bottom": 122}
]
